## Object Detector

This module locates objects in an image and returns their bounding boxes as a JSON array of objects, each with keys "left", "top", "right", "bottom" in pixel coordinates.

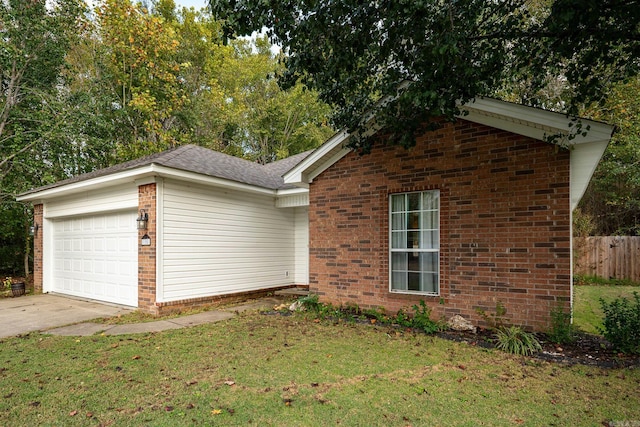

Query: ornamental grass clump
[
  {"left": 495, "top": 326, "right": 543, "bottom": 356},
  {"left": 478, "top": 301, "right": 542, "bottom": 356}
]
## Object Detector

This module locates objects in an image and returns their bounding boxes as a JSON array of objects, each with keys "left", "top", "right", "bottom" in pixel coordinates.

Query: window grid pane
[{"left": 390, "top": 190, "right": 440, "bottom": 294}]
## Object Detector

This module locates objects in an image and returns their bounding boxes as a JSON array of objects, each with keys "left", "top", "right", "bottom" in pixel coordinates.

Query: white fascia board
[
  {"left": 276, "top": 187, "right": 309, "bottom": 196},
  {"left": 16, "top": 166, "right": 158, "bottom": 202},
  {"left": 283, "top": 130, "right": 351, "bottom": 185},
  {"left": 17, "top": 164, "right": 279, "bottom": 203}
]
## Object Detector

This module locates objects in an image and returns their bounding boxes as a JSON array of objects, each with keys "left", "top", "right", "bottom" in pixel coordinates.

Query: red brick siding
[
  {"left": 138, "top": 183, "right": 157, "bottom": 314},
  {"left": 33, "top": 204, "right": 43, "bottom": 293},
  {"left": 309, "top": 120, "right": 571, "bottom": 330}
]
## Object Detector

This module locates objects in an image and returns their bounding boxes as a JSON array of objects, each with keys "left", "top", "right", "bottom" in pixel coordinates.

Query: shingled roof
[{"left": 19, "top": 145, "right": 311, "bottom": 197}]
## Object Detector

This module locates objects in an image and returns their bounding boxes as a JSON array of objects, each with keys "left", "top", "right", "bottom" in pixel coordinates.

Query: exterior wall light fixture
[{"left": 137, "top": 209, "right": 149, "bottom": 230}]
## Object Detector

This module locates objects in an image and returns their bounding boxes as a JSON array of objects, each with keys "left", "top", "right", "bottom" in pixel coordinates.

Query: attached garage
[
  {"left": 18, "top": 145, "right": 310, "bottom": 314},
  {"left": 51, "top": 211, "right": 138, "bottom": 306}
]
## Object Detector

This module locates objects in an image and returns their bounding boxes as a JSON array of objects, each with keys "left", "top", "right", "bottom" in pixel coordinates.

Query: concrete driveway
[{"left": 0, "top": 294, "right": 132, "bottom": 339}]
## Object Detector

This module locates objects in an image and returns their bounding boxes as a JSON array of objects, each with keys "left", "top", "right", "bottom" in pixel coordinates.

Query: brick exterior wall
[
  {"left": 33, "top": 204, "right": 43, "bottom": 293},
  {"left": 308, "top": 119, "right": 572, "bottom": 331},
  {"left": 138, "top": 183, "right": 158, "bottom": 314}
]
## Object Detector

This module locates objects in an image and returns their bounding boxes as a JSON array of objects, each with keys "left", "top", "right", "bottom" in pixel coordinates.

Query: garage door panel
[{"left": 52, "top": 211, "right": 138, "bottom": 307}]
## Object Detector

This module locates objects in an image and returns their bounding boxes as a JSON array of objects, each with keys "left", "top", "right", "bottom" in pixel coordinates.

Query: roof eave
[{"left": 17, "top": 164, "right": 283, "bottom": 203}]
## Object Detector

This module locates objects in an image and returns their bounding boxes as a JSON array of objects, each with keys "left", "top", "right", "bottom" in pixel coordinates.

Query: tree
[
  {"left": 210, "top": 0, "right": 639, "bottom": 151},
  {"left": 0, "top": 0, "right": 85, "bottom": 276},
  {"left": 216, "top": 37, "right": 333, "bottom": 163},
  {"left": 94, "top": 0, "right": 190, "bottom": 160},
  {"left": 578, "top": 77, "right": 640, "bottom": 236}
]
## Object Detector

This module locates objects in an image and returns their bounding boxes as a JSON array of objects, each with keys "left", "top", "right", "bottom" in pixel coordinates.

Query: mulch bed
[
  {"left": 264, "top": 310, "right": 640, "bottom": 368},
  {"left": 436, "top": 328, "right": 640, "bottom": 369}
]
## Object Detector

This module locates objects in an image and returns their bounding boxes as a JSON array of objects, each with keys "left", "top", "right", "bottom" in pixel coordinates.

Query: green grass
[
  {"left": 574, "top": 285, "right": 640, "bottom": 334},
  {"left": 0, "top": 312, "right": 638, "bottom": 426}
]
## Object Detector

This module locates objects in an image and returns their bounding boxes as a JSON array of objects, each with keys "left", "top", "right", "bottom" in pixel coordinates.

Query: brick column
[
  {"left": 138, "top": 183, "right": 158, "bottom": 314},
  {"left": 33, "top": 204, "right": 43, "bottom": 293}
]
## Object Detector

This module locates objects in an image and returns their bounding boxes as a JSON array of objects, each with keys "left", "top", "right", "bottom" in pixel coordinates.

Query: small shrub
[
  {"left": 298, "top": 294, "right": 321, "bottom": 312},
  {"left": 494, "top": 326, "right": 542, "bottom": 356},
  {"left": 411, "top": 300, "right": 442, "bottom": 334},
  {"left": 547, "top": 304, "right": 577, "bottom": 344},
  {"left": 393, "top": 309, "right": 413, "bottom": 327},
  {"left": 362, "top": 307, "right": 387, "bottom": 323},
  {"left": 599, "top": 291, "right": 640, "bottom": 354},
  {"left": 476, "top": 301, "right": 507, "bottom": 330}
]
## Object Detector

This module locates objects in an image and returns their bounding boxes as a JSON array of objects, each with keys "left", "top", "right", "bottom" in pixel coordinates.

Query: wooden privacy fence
[{"left": 574, "top": 236, "right": 640, "bottom": 282}]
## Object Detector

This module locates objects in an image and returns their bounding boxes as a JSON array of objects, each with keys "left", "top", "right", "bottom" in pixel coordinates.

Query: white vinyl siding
[
  {"left": 390, "top": 190, "right": 440, "bottom": 295},
  {"left": 294, "top": 207, "right": 309, "bottom": 284},
  {"left": 160, "top": 181, "right": 296, "bottom": 301},
  {"left": 45, "top": 184, "right": 138, "bottom": 218},
  {"left": 50, "top": 211, "right": 138, "bottom": 306}
]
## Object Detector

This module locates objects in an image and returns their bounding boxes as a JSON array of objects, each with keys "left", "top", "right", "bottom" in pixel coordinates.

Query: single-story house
[
  {"left": 18, "top": 147, "right": 311, "bottom": 314},
  {"left": 283, "top": 98, "right": 613, "bottom": 330},
  {"left": 19, "top": 98, "right": 613, "bottom": 329}
]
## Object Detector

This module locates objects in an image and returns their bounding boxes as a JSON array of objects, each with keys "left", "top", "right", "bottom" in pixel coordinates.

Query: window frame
[{"left": 388, "top": 190, "right": 441, "bottom": 296}]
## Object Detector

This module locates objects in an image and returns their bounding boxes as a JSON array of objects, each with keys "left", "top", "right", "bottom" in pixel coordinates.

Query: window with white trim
[{"left": 390, "top": 190, "right": 440, "bottom": 294}]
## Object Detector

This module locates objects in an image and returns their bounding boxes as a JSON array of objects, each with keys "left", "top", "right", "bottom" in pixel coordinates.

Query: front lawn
[{"left": 0, "top": 312, "right": 638, "bottom": 426}]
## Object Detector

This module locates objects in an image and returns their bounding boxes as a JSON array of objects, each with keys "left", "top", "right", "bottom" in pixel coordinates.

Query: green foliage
[
  {"left": 410, "top": 300, "right": 442, "bottom": 334},
  {"left": 599, "top": 292, "right": 640, "bottom": 354},
  {"left": 393, "top": 309, "right": 413, "bottom": 328},
  {"left": 211, "top": 0, "right": 639, "bottom": 152},
  {"left": 476, "top": 301, "right": 542, "bottom": 355},
  {"left": 297, "top": 297, "right": 444, "bottom": 334},
  {"left": 547, "top": 304, "right": 577, "bottom": 345},
  {"left": 0, "top": 203, "right": 28, "bottom": 275},
  {"left": 297, "top": 293, "right": 321, "bottom": 312},
  {"left": 494, "top": 326, "right": 543, "bottom": 356},
  {"left": 0, "top": 0, "right": 84, "bottom": 276},
  {"left": 578, "top": 76, "right": 640, "bottom": 236},
  {"left": 574, "top": 274, "right": 640, "bottom": 287}
]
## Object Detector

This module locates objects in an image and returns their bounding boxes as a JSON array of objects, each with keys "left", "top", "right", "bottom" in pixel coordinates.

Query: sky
[
  {"left": 181, "top": 0, "right": 207, "bottom": 8},
  {"left": 174, "top": 0, "right": 208, "bottom": 10}
]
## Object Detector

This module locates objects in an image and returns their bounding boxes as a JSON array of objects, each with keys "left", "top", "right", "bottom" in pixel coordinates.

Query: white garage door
[{"left": 52, "top": 211, "right": 138, "bottom": 307}]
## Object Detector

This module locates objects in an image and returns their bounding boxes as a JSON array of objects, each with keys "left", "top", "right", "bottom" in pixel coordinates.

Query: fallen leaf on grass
[
  {"left": 283, "top": 399, "right": 293, "bottom": 406},
  {"left": 69, "top": 410, "right": 78, "bottom": 416},
  {"left": 224, "top": 380, "right": 235, "bottom": 386},
  {"left": 164, "top": 406, "right": 174, "bottom": 412},
  {"left": 132, "top": 355, "right": 140, "bottom": 360},
  {"left": 211, "top": 409, "right": 223, "bottom": 415}
]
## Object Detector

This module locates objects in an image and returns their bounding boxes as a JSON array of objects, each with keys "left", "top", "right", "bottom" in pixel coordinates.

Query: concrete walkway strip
[{"left": 1, "top": 294, "right": 287, "bottom": 338}]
